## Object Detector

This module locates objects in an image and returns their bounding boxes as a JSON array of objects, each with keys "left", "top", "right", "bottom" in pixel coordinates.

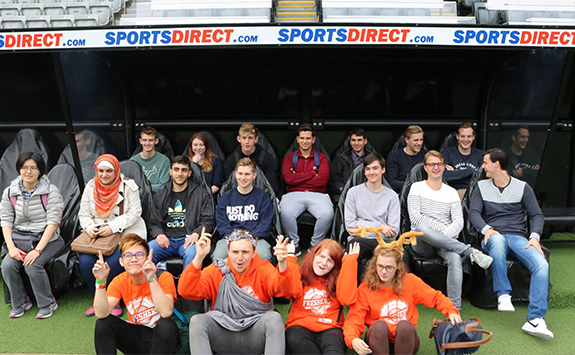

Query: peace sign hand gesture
[
  {"left": 92, "top": 250, "right": 110, "bottom": 282},
  {"left": 142, "top": 249, "right": 157, "bottom": 280}
]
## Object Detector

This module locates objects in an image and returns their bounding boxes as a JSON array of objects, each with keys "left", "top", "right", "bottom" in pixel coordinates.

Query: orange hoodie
[
  {"left": 343, "top": 273, "right": 458, "bottom": 347},
  {"left": 286, "top": 254, "right": 358, "bottom": 332},
  {"left": 178, "top": 254, "right": 300, "bottom": 305}
]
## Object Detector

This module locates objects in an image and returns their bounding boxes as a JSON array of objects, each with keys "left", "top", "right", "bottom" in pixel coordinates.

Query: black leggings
[
  {"left": 94, "top": 315, "right": 179, "bottom": 355},
  {"left": 365, "top": 320, "right": 420, "bottom": 355},
  {"left": 286, "top": 325, "right": 345, "bottom": 355}
]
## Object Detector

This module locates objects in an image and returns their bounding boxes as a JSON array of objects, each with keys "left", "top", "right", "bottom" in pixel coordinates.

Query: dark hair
[
  {"left": 140, "top": 126, "right": 158, "bottom": 138},
  {"left": 171, "top": 155, "right": 191, "bottom": 168},
  {"left": 298, "top": 123, "right": 315, "bottom": 137},
  {"left": 512, "top": 125, "right": 530, "bottom": 137},
  {"left": 457, "top": 122, "right": 475, "bottom": 135},
  {"left": 484, "top": 148, "right": 509, "bottom": 170},
  {"left": 16, "top": 152, "right": 46, "bottom": 177},
  {"left": 350, "top": 127, "right": 366, "bottom": 138},
  {"left": 364, "top": 152, "right": 385, "bottom": 169}
]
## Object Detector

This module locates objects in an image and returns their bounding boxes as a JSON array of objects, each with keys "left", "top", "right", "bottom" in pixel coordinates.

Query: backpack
[
  {"left": 292, "top": 149, "right": 320, "bottom": 172},
  {"left": 429, "top": 317, "right": 492, "bottom": 355}
]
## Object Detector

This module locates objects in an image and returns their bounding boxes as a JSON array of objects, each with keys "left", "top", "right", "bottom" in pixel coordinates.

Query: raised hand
[
  {"left": 92, "top": 250, "right": 110, "bottom": 282},
  {"left": 142, "top": 249, "right": 156, "bottom": 280},
  {"left": 286, "top": 240, "right": 296, "bottom": 255},
  {"left": 347, "top": 242, "right": 360, "bottom": 255},
  {"left": 195, "top": 227, "right": 212, "bottom": 259},
  {"left": 273, "top": 235, "right": 290, "bottom": 263}
]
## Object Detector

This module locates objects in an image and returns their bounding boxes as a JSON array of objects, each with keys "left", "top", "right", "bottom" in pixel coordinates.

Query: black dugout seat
[
  {"left": 439, "top": 132, "right": 458, "bottom": 151},
  {"left": 400, "top": 163, "right": 471, "bottom": 296},
  {"left": 58, "top": 130, "right": 106, "bottom": 185},
  {"left": 332, "top": 133, "right": 376, "bottom": 160},
  {"left": 132, "top": 131, "right": 175, "bottom": 160},
  {"left": 119, "top": 160, "right": 154, "bottom": 232},
  {"left": 182, "top": 130, "right": 226, "bottom": 163},
  {"left": 461, "top": 168, "right": 551, "bottom": 308},
  {"left": 389, "top": 134, "right": 428, "bottom": 155}
]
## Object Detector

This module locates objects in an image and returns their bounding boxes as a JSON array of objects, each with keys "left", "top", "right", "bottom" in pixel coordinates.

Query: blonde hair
[
  {"left": 424, "top": 150, "right": 445, "bottom": 164},
  {"left": 405, "top": 125, "right": 424, "bottom": 139},
  {"left": 238, "top": 123, "right": 258, "bottom": 137},
  {"left": 364, "top": 248, "right": 407, "bottom": 294},
  {"left": 236, "top": 157, "right": 256, "bottom": 172}
]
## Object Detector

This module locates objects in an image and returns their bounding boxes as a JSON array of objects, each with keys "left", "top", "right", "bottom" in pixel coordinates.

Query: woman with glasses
[
  {"left": 344, "top": 231, "right": 461, "bottom": 355},
  {"left": 92, "top": 234, "right": 179, "bottom": 355},
  {"left": 285, "top": 239, "right": 360, "bottom": 355},
  {"left": 1, "top": 152, "right": 64, "bottom": 319},
  {"left": 188, "top": 132, "right": 224, "bottom": 196},
  {"left": 78, "top": 154, "right": 147, "bottom": 317}
]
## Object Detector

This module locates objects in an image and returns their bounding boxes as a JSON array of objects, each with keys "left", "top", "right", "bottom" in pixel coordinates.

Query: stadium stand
[
  {"left": 50, "top": 13, "right": 74, "bottom": 25},
  {"left": 475, "top": 0, "right": 575, "bottom": 25},
  {"left": 1, "top": 14, "right": 25, "bottom": 26},
  {"left": 25, "top": 14, "right": 50, "bottom": 26}
]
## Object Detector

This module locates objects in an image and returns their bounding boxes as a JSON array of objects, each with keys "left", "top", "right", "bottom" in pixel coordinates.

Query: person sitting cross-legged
[
  {"left": 408, "top": 150, "right": 493, "bottom": 310},
  {"left": 93, "top": 234, "right": 179, "bottom": 355},
  {"left": 148, "top": 155, "right": 214, "bottom": 269},
  {"left": 179, "top": 230, "right": 300, "bottom": 355}
]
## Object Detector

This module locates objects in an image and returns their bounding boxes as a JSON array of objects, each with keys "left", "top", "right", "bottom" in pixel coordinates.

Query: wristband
[
  {"left": 95, "top": 279, "right": 107, "bottom": 285},
  {"left": 287, "top": 252, "right": 295, "bottom": 256},
  {"left": 147, "top": 277, "right": 157, "bottom": 283},
  {"left": 33, "top": 247, "right": 42, "bottom": 255},
  {"left": 95, "top": 282, "right": 106, "bottom": 289}
]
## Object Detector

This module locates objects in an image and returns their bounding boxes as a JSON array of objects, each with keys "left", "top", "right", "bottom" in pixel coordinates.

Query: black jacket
[
  {"left": 149, "top": 179, "right": 214, "bottom": 238},
  {"left": 225, "top": 144, "right": 279, "bottom": 195},
  {"left": 328, "top": 147, "right": 373, "bottom": 201}
]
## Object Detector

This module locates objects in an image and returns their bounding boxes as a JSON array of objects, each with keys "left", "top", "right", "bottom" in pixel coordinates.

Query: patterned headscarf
[
  {"left": 352, "top": 226, "right": 422, "bottom": 257},
  {"left": 93, "top": 154, "right": 121, "bottom": 218}
]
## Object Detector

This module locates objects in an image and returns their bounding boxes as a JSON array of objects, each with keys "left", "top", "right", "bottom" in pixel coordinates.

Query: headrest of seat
[
  {"left": 439, "top": 132, "right": 458, "bottom": 151},
  {"left": 59, "top": 130, "right": 106, "bottom": 165},
  {"left": 218, "top": 166, "right": 276, "bottom": 202},
  {"left": 119, "top": 160, "right": 147, "bottom": 183},
  {"left": 284, "top": 135, "right": 331, "bottom": 164},
  {"left": 182, "top": 130, "right": 226, "bottom": 162},
  {"left": 132, "top": 131, "right": 174, "bottom": 159},
  {"left": 47, "top": 163, "right": 80, "bottom": 201}
]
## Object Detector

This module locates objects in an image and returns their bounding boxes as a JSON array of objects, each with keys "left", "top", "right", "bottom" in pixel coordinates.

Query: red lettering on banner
[
  {"left": 172, "top": 30, "right": 184, "bottom": 44},
  {"left": 348, "top": 29, "right": 360, "bottom": 42},
  {"left": 202, "top": 29, "right": 212, "bottom": 42},
  {"left": 213, "top": 29, "right": 224, "bottom": 43},
  {"left": 537, "top": 31, "right": 549, "bottom": 45},
  {"left": 22, "top": 34, "right": 32, "bottom": 47},
  {"left": 190, "top": 30, "right": 201, "bottom": 43},
  {"left": 389, "top": 29, "right": 401, "bottom": 42},
  {"left": 224, "top": 29, "right": 233, "bottom": 42},
  {"left": 520, "top": 31, "right": 532, "bottom": 44},
  {"left": 3, "top": 33, "right": 63, "bottom": 48},
  {"left": 378, "top": 29, "right": 389, "bottom": 42},
  {"left": 33, "top": 34, "right": 43, "bottom": 47},
  {"left": 366, "top": 29, "right": 377, "bottom": 42},
  {"left": 549, "top": 31, "right": 559, "bottom": 45}
]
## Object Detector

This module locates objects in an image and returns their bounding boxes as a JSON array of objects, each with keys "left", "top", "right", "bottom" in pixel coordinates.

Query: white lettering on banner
[{"left": 0, "top": 26, "right": 574, "bottom": 51}]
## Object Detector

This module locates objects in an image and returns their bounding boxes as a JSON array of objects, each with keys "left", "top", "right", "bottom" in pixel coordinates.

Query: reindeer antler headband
[{"left": 351, "top": 226, "right": 422, "bottom": 256}]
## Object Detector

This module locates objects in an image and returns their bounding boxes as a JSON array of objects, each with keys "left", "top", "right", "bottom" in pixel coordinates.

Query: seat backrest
[
  {"left": 119, "top": 160, "right": 153, "bottom": 226},
  {"left": 0, "top": 129, "right": 50, "bottom": 195},
  {"left": 46, "top": 163, "right": 81, "bottom": 244},
  {"left": 50, "top": 14, "right": 74, "bottom": 26},
  {"left": 131, "top": 131, "right": 175, "bottom": 160},
  {"left": 217, "top": 165, "right": 282, "bottom": 237},
  {"left": 439, "top": 132, "right": 458, "bottom": 151},
  {"left": 332, "top": 133, "right": 375, "bottom": 159},
  {"left": 1, "top": 15, "right": 25, "bottom": 27},
  {"left": 256, "top": 131, "right": 279, "bottom": 164},
  {"left": 189, "top": 158, "right": 213, "bottom": 199},
  {"left": 74, "top": 13, "right": 98, "bottom": 26},
  {"left": 331, "top": 163, "right": 392, "bottom": 244},
  {"left": 58, "top": 130, "right": 106, "bottom": 185},
  {"left": 26, "top": 15, "right": 50, "bottom": 27},
  {"left": 283, "top": 135, "right": 331, "bottom": 164},
  {"left": 399, "top": 162, "right": 428, "bottom": 234},
  {"left": 181, "top": 130, "right": 226, "bottom": 162},
  {"left": 461, "top": 168, "right": 488, "bottom": 248},
  {"left": 389, "top": 134, "right": 429, "bottom": 156}
]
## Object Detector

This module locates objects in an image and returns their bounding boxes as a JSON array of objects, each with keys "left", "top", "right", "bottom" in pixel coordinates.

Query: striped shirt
[{"left": 407, "top": 181, "right": 463, "bottom": 238}]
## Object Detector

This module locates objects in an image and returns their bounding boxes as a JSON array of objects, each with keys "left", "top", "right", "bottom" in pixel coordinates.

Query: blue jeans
[
  {"left": 482, "top": 233, "right": 549, "bottom": 320},
  {"left": 148, "top": 237, "right": 197, "bottom": 269},
  {"left": 79, "top": 247, "right": 123, "bottom": 294}
]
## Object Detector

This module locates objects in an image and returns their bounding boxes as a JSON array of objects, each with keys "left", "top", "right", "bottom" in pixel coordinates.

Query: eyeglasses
[
  {"left": 20, "top": 166, "right": 39, "bottom": 172},
  {"left": 425, "top": 163, "right": 445, "bottom": 168},
  {"left": 122, "top": 252, "right": 146, "bottom": 261},
  {"left": 376, "top": 264, "right": 397, "bottom": 272}
]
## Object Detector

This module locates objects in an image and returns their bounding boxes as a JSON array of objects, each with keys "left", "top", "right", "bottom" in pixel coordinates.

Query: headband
[
  {"left": 352, "top": 226, "right": 422, "bottom": 256},
  {"left": 226, "top": 230, "right": 257, "bottom": 247},
  {"left": 97, "top": 160, "right": 115, "bottom": 170}
]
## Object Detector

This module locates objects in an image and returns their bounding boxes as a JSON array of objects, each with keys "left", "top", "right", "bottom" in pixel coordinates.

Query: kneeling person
[
  {"left": 179, "top": 230, "right": 299, "bottom": 355},
  {"left": 214, "top": 158, "right": 274, "bottom": 261},
  {"left": 93, "top": 234, "right": 179, "bottom": 355}
]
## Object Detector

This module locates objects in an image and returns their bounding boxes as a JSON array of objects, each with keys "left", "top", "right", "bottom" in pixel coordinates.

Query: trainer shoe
[
  {"left": 9, "top": 297, "right": 32, "bottom": 318},
  {"left": 522, "top": 318, "right": 554, "bottom": 340},
  {"left": 85, "top": 306, "right": 95, "bottom": 317},
  {"left": 294, "top": 245, "right": 302, "bottom": 257},
  {"left": 111, "top": 305, "right": 123, "bottom": 317},
  {"left": 497, "top": 294, "right": 515, "bottom": 312},
  {"left": 36, "top": 299, "right": 58, "bottom": 319},
  {"left": 470, "top": 249, "right": 493, "bottom": 269}
]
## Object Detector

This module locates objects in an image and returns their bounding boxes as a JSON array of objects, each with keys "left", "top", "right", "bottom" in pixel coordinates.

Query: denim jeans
[
  {"left": 149, "top": 237, "right": 197, "bottom": 269},
  {"left": 482, "top": 233, "right": 549, "bottom": 320}
]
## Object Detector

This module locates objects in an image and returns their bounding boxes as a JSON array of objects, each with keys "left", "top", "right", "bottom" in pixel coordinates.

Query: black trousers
[
  {"left": 94, "top": 315, "right": 179, "bottom": 355},
  {"left": 285, "top": 325, "right": 345, "bottom": 355}
]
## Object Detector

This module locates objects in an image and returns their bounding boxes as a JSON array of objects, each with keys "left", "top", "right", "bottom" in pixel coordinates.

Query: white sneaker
[
  {"left": 522, "top": 318, "right": 554, "bottom": 340},
  {"left": 498, "top": 294, "right": 515, "bottom": 312},
  {"left": 470, "top": 249, "right": 493, "bottom": 269}
]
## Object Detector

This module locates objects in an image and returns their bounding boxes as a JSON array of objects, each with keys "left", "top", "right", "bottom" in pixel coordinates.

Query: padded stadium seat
[
  {"left": 3, "top": 164, "right": 81, "bottom": 304},
  {"left": 439, "top": 132, "right": 458, "bottom": 151},
  {"left": 331, "top": 163, "right": 391, "bottom": 246},
  {"left": 461, "top": 168, "right": 551, "bottom": 308},
  {"left": 26, "top": 14, "right": 50, "bottom": 27},
  {"left": 282, "top": 135, "right": 332, "bottom": 228},
  {"left": 58, "top": 130, "right": 106, "bottom": 185},
  {"left": 44, "top": 3, "right": 66, "bottom": 17},
  {"left": 331, "top": 132, "right": 376, "bottom": 160},
  {"left": 50, "top": 13, "right": 73, "bottom": 26},
  {"left": 131, "top": 131, "right": 175, "bottom": 160},
  {"left": 0, "top": 4, "right": 21, "bottom": 16},
  {"left": 389, "top": 133, "right": 429, "bottom": 155},
  {"left": 89, "top": 1, "right": 111, "bottom": 25},
  {"left": 66, "top": 2, "right": 88, "bottom": 15},
  {"left": 21, "top": 3, "right": 43, "bottom": 16},
  {"left": 256, "top": 131, "right": 279, "bottom": 166},
  {"left": 0, "top": 129, "right": 50, "bottom": 197},
  {"left": 399, "top": 162, "right": 470, "bottom": 296},
  {"left": 1, "top": 14, "right": 24, "bottom": 27},
  {"left": 73, "top": 13, "right": 99, "bottom": 27},
  {"left": 119, "top": 160, "right": 154, "bottom": 235},
  {"left": 181, "top": 130, "right": 226, "bottom": 163}
]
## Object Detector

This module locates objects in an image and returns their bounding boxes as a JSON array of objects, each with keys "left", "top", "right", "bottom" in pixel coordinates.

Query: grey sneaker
[
  {"left": 36, "top": 300, "right": 58, "bottom": 319},
  {"left": 9, "top": 297, "right": 32, "bottom": 318},
  {"left": 470, "top": 249, "right": 493, "bottom": 269}
]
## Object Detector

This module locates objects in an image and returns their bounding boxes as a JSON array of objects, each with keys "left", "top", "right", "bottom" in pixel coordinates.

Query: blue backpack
[
  {"left": 430, "top": 318, "right": 492, "bottom": 355},
  {"left": 291, "top": 149, "right": 320, "bottom": 172}
]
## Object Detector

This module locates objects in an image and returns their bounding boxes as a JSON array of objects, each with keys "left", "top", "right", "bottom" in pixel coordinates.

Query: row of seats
[
  {"left": 1, "top": 13, "right": 101, "bottom": 27},
  {"left": 0, "top": 2, "right": 112, "bottom": 26}
]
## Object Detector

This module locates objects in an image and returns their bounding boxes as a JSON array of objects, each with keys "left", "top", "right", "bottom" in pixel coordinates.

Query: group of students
[{"left": 0, "top": 120, "right": 552, "bottom": 354}]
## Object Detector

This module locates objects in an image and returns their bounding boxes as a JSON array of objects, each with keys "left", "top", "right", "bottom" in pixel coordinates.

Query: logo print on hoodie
[
  {"left": 167, "top": 199, "right": 186, "bottom": 228},
  {"left": 379, "top": 299, "right": 409, "bottom": 325},
  {"left": 241, "top": 285, "right": 260, "bottom": 300},
  {"left": 302, "top": 288, "right": 331, "bottom": 316},
  {"left": 126, "top": 296, "right": 160, "bottom": 328}
]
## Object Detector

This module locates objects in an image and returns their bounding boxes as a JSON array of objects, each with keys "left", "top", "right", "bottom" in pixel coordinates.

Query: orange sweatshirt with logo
[
  {"left": 178, "top": 254, "right": 300, "bottom": 304},
  {"left": 286, "top": 254, "right": 358, "bottom": 332},
  {"left": 343, "top": 272, "right": 458, "bottom": 347}
]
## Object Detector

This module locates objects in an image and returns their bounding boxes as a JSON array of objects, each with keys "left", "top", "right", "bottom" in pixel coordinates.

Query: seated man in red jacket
[
  {"left": 178, "top": 229, "right": 299, "bottom": 355},
  {"left": 280, "top": 123, "right": 332, "bottom": 255}
]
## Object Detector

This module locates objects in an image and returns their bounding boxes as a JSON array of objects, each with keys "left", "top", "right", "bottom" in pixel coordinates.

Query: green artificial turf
[{"left": 1, "top": 239, "right": 574, "bottom": 354}]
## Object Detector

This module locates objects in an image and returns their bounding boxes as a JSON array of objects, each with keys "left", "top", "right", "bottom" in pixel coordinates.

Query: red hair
[
  {"left": 188, "top": 132, "right": 215, "bottom": 173},
  {"left": 299, "top": 239, "right": 344, "bottom": 299}
]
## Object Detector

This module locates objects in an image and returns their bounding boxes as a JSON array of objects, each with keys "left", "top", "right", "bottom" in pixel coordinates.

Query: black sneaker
[{"left": 294, "top": 245, "right": 302, "bottom": 257}]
